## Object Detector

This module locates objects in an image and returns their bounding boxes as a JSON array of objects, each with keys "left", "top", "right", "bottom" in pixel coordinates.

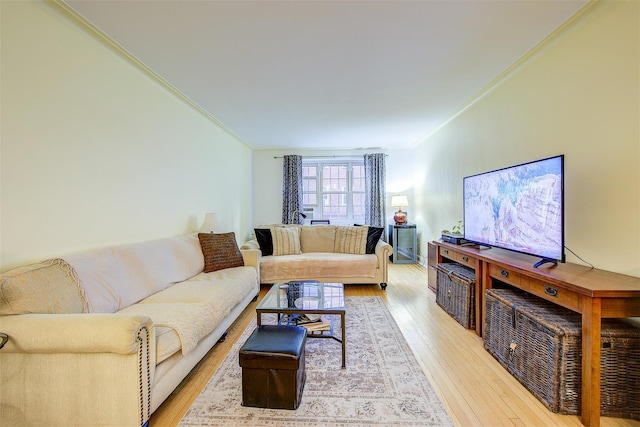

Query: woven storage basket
[
  {"left": 484, "top": 288, "right": 640, "bottom": 420},
  {"left": 436, "top": 263, "right": 476, "bottom": 329}
]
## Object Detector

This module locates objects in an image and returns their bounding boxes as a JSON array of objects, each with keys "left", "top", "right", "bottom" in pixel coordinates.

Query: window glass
[
  {"left": 302, "top": 165, "right": 318, "bottom": 205},
  {"left": 302, "top": 160, "right": 365, "bottom": 223}
]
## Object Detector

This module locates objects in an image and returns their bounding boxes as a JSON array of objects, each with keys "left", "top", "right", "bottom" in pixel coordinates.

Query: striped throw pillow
[
  {"left": 334, "top": 226, "right": 368, "bottom": 255},
  {"left": 272, "top": 226, "right": 302, "bottom": 256}
]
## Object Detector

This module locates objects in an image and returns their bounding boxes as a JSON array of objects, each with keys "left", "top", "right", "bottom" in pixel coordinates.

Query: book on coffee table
[{"left": 300, "top": 321, "right": 331, "bottom": 332}]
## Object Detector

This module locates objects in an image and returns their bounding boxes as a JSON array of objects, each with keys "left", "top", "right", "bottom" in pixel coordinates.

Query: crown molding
[
  {"left": 415, "top": 0, "right": 599, "bottom": 147},
  {"left": 53, "top": 0, "right": 254, "bottom": 149}
]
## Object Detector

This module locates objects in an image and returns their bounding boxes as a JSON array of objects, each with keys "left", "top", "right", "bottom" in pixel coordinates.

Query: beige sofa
[
  {"left": 241, "top": 224, "right": 392, "bottom": 289},
  {"left": 0, "top": 233, "right": 260, "bottom": 427}
]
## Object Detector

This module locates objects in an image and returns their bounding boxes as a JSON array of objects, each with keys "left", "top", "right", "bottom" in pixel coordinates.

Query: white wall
[
  {"left": 1, "top": 1, "right": 253, "bottom": 271},
  {"left": 250, "top": 148, "right": 416, "bottom": 239},
  {"left": 3, "top": 1, "right": 637, "bottom": 280},
  {"left": 414, "top": 0, "right": 639, "bottom": 276}
]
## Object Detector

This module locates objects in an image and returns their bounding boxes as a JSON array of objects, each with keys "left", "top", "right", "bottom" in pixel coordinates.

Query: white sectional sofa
[
  {"left": 242, "top": 224, "right": 391, "bottom": 289},
  {"left": 0, "top": 233, "right": 260, "bottom": 427}
]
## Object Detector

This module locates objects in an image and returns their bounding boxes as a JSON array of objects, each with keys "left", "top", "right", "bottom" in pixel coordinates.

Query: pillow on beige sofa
[
  {"left": 334, "top": 226, "right": 368, "bottom": 255},
  {"left": 254, "top": 228, "right": 274, "bottom": 256},
  {"left": 198, "top": 232, "right": 244, "bottom": 273},
  {"left": 355, "top": 225, "right": 385, "bottom": 254},
  {"left": 272, "top": 226, "right": 302, "bottom": 256},
  {"left": 0, "top": 259, "right": 87, "bottom": 315}
]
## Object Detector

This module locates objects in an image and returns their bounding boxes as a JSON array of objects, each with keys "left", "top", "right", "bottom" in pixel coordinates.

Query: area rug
[{"left": 179, "top": 296, "right": 453, "bottom": 426}]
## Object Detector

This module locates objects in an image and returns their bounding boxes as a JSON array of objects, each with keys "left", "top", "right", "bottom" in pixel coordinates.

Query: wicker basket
[
  {"left": 436, "top": 263, "right": 476, "bottom": 329},
  {"left": 484, "top": 288, "right": 640, "bottom": 420}
]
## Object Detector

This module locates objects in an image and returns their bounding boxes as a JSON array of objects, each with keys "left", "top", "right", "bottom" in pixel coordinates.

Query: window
[{"left": 302, "top": 159, "right": 365, "bottom": 224}]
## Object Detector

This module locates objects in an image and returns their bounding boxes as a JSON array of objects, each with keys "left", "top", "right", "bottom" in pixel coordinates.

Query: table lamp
[
  {"left": 199, "top": 212, "right": 218, "bottom": 233},
  {"left": 391, "top": 195, "right": 409, "bottom": 225}
]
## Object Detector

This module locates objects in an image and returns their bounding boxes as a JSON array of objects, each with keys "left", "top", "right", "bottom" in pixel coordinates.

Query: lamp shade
[
  {"left": 391, "top": 195, "right": 409, "bottom": 208},
  {"left": 199, "top": 212, "right": 218, "bottom": 233}
]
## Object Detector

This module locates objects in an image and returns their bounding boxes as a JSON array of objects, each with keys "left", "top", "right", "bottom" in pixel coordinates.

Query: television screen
[{"left": 463, "top": 155, "right": 565, "bottom": 266}]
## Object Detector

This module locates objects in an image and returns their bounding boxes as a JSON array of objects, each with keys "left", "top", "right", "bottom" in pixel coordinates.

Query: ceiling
[{"left": 63, "top": 0, "right": 588, "bottom": 151}]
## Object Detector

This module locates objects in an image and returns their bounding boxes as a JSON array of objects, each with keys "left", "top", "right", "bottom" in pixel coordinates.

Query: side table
[{"left": 388, "top": 224, "right": 417, "bottom": 264}]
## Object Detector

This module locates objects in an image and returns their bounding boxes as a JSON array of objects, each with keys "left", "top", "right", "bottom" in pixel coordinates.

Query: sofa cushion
[
  {"left": 334, "top": 226, "right": 368, "bottom": 255},
  {"left": 300, "top": 225, "right": 336, "bottom": 253},
  {"left": 272, "top": 227, "right": 302, "bottom": 256},
  {"left": 138, "top": 266, "right": 257, "bottom": 358},
  {"left": 154, "top": 326, "right": 183, "bottom": 363},
  {"left": 259, "top": 253, "right": 378, "bottom": 280},
  {"left": 119, "top": 302, "right": 217, "bottom": 355},
  {"left": 198, "top": 232, "right": 244, "bottom": 273},
  {"left": 0, "top": 259, "right": 87, "bottom": 315},
  {"left": 65, "top": 234, "right": 204, "bottom": 313},
  {"left": 142, "top": 266, "right": 257, "bottom": 307},
  {"left": 254, "top": 229, "right": 274, "bottom": 256}
]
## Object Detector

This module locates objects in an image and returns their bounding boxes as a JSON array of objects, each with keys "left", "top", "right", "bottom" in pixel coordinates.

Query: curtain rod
[{"left": 273, "top": 154, "right": 388, "bottom": 159}]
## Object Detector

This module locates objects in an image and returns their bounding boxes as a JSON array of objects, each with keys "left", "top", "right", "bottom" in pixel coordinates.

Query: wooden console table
[{"left": 432, "top": 240, "right": 640, "bottom": 427}]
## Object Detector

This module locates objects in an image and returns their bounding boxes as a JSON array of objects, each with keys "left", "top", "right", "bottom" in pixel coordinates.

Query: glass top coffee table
[{"left": 256, "top": 281, "right": 346, "bottom": 368}]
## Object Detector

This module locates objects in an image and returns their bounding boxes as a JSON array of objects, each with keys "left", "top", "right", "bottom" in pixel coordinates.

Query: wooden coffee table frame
[{"left": 256, "top": 282, "right": 346, "bottom": 368}]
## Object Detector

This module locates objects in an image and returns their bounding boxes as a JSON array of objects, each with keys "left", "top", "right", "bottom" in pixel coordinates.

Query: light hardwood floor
[{"left": 150, "top": 264, "right": 640, "bottom": 427}]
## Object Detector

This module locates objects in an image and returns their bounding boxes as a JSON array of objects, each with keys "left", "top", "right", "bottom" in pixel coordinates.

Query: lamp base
[{"left": 394, "top": 210, "right": 407, "bottom": 225}]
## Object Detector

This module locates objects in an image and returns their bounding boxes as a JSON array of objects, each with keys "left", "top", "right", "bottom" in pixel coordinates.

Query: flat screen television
[{"left": 463, "top": 155, "right": 565, "bottom": 268}]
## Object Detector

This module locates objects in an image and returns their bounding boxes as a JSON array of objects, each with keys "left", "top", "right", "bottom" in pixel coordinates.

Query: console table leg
[{"left": 581, "top": 297, "right": 602, "bottom": 427}]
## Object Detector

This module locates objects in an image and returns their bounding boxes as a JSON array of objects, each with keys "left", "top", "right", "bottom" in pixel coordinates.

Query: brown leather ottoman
[{"left": 239, "top": 325, "right": 306, "bottom": 409}]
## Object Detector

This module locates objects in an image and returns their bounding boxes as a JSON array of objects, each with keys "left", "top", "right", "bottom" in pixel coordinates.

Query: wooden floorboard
[{"left": 150, "top": 263, "right": 640, "bottom": 427}]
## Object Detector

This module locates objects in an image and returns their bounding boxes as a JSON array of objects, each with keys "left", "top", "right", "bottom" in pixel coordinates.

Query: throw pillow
[
  {"left": 0, "top": 259, "right": 87, "bottom": 315},
  {"left": 355, "top": 224, "right": 385, "bottom": 254},
  {"left": 198, "top": 232, "right": 244, "bottom": 273},
  {"left": 355, "top": 224, "right": 385, "bottom": 253},
  {"left": 334, "top": 226, "right": 368, "bottom": 255},
  {"left": 254, "top": 228, "right": 274, "bottom": 256},
  {"left": 364, "top": 226, "right": 384, "bottom": 254},
  {"left": 271, "top": 226, "right": 302, "bottom": 256}
]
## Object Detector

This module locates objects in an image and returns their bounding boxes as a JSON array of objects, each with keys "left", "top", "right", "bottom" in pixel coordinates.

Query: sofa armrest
[
  {"left": 375, "top": 240, "right": 392, "bottom": 265},
  {"left": 241, "top": 248, "right": 261, "bottom": 283},
  {"left": 240, "top": 248, "right": 261, "bottom": 268},
  {"left": 0, "top": 313, "right": 154, "bottom": 426},
  {"left": 0, "top": 313, "right": 154, "bottom": 355},
  {"left": 241, "top": 239, "right": 260, "bottom": 250},
  {"left": 375, "top": 240, "right": 392, "bottom": 284}
]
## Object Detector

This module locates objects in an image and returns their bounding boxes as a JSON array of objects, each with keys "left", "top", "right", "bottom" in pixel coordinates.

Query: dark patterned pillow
[
  {"left": 254, "top": 228, "right": 274, "bottom": 256},
  {"left": 198, "top": 232, "right": 244, "bottom": 273},
  {"left": 355, "top": 224, "right": 385, "bottom": 254}
]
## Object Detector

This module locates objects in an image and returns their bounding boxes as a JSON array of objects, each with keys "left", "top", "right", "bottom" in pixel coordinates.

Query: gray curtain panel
[
  {"left": 364, "top": 153, "right": 386, "bottom": 230},
  {"left": 282, "top": 154, "right": 303, "bottom": 224}
]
